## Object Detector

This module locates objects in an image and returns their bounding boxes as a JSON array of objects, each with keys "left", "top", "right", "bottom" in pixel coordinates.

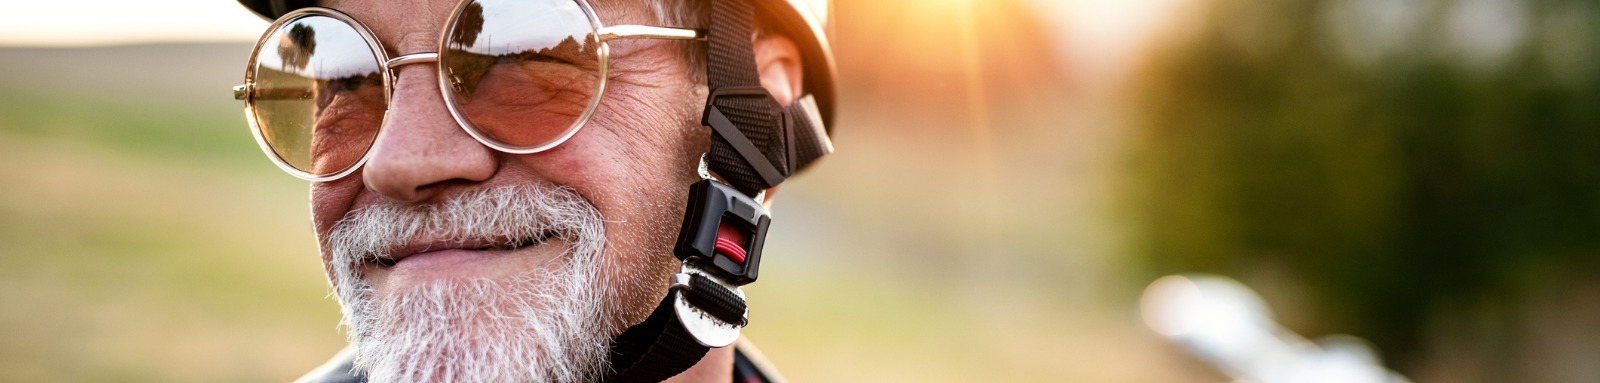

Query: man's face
[{"left": 306, "top": 0, "right": 708, "bottom": 380}]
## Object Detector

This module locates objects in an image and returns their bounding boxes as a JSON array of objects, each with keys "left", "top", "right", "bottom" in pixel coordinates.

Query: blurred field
[{"left": 0, "top": 43, "right": 345, "bottom": 381}]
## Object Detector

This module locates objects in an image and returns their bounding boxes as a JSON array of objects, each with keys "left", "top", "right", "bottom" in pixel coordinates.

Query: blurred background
[{"left": 2, "top": 0, "right": 1597, "bottom": 381}]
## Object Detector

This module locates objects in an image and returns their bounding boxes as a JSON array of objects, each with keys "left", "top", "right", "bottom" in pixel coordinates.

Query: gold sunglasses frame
[{"left": 233, "top": 0, "right": 705, "bottom": 182}]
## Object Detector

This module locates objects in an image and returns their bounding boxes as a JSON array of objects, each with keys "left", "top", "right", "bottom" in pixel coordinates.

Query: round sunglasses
[{"left": 233, "top": 0, "right": 704, "bottom": 181}]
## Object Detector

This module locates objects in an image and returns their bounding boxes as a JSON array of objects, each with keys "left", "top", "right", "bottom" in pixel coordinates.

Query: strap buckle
[{"left": 674, "top": 178, "right": 770, "bottom": 285}]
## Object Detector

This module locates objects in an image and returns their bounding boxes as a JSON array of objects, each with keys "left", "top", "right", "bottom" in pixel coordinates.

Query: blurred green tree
[{"left": 1127, "top": 0, "right": 1600, "bottom": 379}]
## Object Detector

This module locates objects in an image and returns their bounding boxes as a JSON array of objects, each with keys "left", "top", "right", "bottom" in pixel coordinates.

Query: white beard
[{"left": 326, "top": 185, "right": 614, "bottom": 383}]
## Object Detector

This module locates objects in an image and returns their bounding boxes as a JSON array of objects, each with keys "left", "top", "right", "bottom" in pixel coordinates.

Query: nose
[{"left": 361, "top": 57, "right": 497, "bottom": 203}]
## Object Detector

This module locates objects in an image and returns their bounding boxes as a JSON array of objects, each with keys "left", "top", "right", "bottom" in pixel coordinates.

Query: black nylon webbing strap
[
  {"left": 602, "top": 274, "right": 748, "bottom": 383},
  {"left": 685, "top": 274, "right": 748, "bottom": 326},
  {"left": 704, "top": 0, "right": 790, "bottom": 196},
  {"left": 603, "top": 293, "right": 707, "bottom": 383},
  {"left": 785, "top": 96, "right": 831, "bottom": 173},
  {"left": 706, "top": 0, "right": 762, "bottom": 90}
]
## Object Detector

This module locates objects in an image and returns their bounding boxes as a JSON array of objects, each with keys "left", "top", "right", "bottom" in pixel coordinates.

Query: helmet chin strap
[
  {"left": 599, "top": 0, "right": 830, "bottom": 380},
  {"left": 601, "top": 169, "right": 760, "bottom": 383}
]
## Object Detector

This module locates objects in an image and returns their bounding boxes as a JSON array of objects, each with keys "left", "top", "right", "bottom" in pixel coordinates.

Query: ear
[{"left": 752, "top": 34, "right": 804, "bottom": 106}]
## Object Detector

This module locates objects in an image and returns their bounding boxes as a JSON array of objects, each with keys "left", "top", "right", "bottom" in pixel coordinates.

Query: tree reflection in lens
[
  {"left": 443, "top": 0, "right": 604, "bottom": 150},
  {"left": 279, "top": 23, "right": 317, "bottom": 71},
  {"left": 453, "top": 2, "right": 486, "bottom": 49}
]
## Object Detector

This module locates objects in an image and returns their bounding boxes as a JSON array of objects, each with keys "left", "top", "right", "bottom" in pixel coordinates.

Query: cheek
[
  {"left": 529, "top": 83, "right": 703, "bottom": 196},
  {"left": 310, "top": 177, "right": 366, "bottom": 260},
  {"left": 520, "top": 83, "right": 702, "bottom": 288}
]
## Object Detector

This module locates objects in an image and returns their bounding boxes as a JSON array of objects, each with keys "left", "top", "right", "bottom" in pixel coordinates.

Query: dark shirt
[{"left": 296, "top": 340, "right": 782, "bottom": 383}]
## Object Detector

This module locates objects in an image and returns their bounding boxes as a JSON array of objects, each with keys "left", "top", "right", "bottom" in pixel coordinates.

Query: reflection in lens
[
  {"left": 443, "top": 0, "right": 603, "bottom": 151},
  {"left": 250, "top": 14, "right": 386, "bottom": 177}
]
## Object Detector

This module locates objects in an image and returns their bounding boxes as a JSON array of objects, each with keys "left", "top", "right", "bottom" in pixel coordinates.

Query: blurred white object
[{"left": 1141, "top": 274, "right": 1412, "bottom": 383}]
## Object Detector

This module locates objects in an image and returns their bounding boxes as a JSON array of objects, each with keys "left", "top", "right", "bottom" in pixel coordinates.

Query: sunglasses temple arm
[
  {"left": 235, "top": 84, "right": 326, "bottom": 101},
  {"left": 599, "top": 25, "right": 706, "bottom": 41}
]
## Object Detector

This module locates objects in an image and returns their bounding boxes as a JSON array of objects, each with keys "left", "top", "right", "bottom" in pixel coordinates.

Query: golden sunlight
[{"left": 0, "top": 0, "right": 267, "bottom": 46}]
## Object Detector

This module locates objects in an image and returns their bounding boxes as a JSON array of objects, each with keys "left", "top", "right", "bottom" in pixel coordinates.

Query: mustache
[{"left": 326, "top": 184, "right": 605, "bottom": 275}]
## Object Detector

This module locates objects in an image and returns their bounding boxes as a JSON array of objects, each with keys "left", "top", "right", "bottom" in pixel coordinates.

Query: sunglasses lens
[
  {"left": 248, "top": 14, "right": 386, "bottom": 178},
  {"left": 442, "top": 0, "right": 604, "bottom": 152}
]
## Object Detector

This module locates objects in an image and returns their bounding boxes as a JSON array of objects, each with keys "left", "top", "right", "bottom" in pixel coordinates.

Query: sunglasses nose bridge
[
  {"left": 383, "top": 52, "right": 444, "bottom": 105},
  {"left": 385, "top": 52, "right": 439, "bottom": 70}
]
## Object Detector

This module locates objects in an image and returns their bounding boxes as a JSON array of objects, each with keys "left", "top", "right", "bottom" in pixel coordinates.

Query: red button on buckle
[{"left": 713, "top": 223, "right": 748, "bottom": 264}]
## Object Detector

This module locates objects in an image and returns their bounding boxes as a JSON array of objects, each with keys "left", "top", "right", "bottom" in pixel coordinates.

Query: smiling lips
[{"left": 371, "top": 231, "right": 554, "bottom": 267}]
